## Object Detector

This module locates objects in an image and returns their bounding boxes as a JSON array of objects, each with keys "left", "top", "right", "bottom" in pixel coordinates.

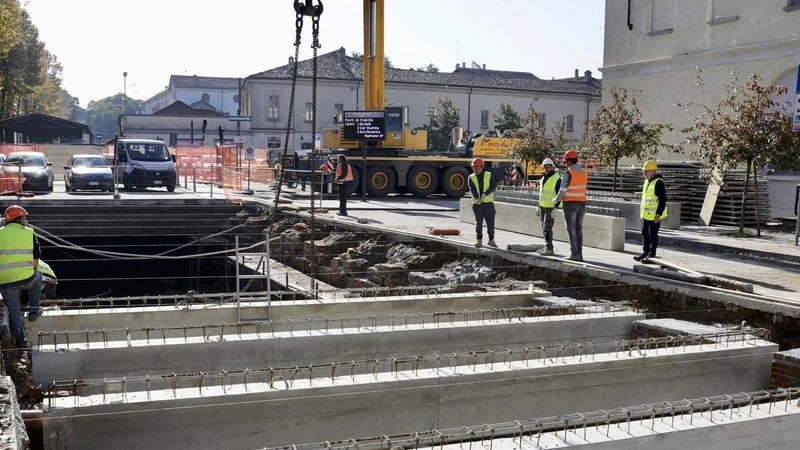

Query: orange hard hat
[
  {"left": 3, "top": 205, "right": 28, "bottom": 223},
  {"left": 471, "top": 157, "right": 485, "bottom": 168},
  {"left": 564, "top": 150, "right": 579, "bottom": 161}
]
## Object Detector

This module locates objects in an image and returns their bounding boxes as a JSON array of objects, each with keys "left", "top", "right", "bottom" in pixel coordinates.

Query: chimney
[
  {"left": 462, "top": 62, "right": 466, "bottom": 68},
  {"left": 482, "top": 64, "right": 486, "bottom": 69},
  {"left": 584, "top": 70, "right": 592, "bottom": 78},
  {"left": 288, "top": 57, "right": 295, "bottom": 68},
  {"left": 455, "top": 64, "right": 460, "bottom": 70},
  {"left": 575, "top": 69, "right": 579, "bottom": 79},
  {"left": 336, "top": 47, "right": 345, "bottom": 64}
]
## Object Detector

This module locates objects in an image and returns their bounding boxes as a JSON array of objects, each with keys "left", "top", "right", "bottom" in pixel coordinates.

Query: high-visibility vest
[
  {"left": 641, "top": 177, "right": 668, "bottom": 220},
  {"left": 336, "top": 161, "right": 353, "bottom": 183},
  {"left": 469, "top": 171, "right": 494, "bottom": 203},
  {"left": 0, "top": 223, "right": 35, "bottom": 285},
  {"left": 39, "top": 260, "right": 56, "bottom": 279},
  {"left": 563, "top": 166, "right": 588, "bottom": 202},
  {"left": 539, "top": 173, "right": 561, "bottom": 208}
]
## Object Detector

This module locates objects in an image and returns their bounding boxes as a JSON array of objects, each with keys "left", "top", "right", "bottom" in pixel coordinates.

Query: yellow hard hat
[{"left": 642, "top": 160, "right": 658, "bottom": 171}]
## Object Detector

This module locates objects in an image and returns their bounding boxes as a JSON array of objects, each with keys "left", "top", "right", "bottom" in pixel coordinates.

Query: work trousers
[
  {"left": 540, "top": 207, "right": 555, "bottom": 250},
  {"left": 641, "top": 219, "right": 661, "bottom": 257},
  {"left": 337, "top": 182, "right": 348, "bottom": 214},
  {"left": 0, "top": 271, "right": 42, "bottom": 348},
  {"left": 562, "top": 202, "right": 585, "bottom": 257},
  {"left": 472, "top": 202, "right": 496, "bottom": 240}
]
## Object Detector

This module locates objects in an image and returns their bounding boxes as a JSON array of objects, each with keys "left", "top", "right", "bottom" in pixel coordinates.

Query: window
[
  {"left": 709, "top": 0, "right": 739, "bottom": 24},
  {"left": 268, "top": 95, "right": 279, "bottom": 120},
  {"left": 649, "top": 0, "right": 674, "bottom": 35},
  {"left": 305, "top": 102, "right": 314, "bottom": 122},
  {"left": 480, "top": 110, "right": 490, "bottom": 129},
  {"left": 565, "top": 114, "right": 574, "bottom": 132},
  {"left": 334, "top": 103, "right": 344, "bottom": 123},
  {"left": 538, "top": 113, "right": 546, "bottom": 130}
]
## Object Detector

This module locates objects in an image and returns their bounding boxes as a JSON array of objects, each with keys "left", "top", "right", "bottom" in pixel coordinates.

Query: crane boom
[{"left": 363, "top": 0, "right": 384, "bottom": 111}]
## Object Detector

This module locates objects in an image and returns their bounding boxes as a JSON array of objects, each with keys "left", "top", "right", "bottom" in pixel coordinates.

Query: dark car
[
  {"left": 64, "top": 154, "right": 114, "bottom": 192},
  {"left": 5, "top": 151, "right": 54, "bottom": 192}
]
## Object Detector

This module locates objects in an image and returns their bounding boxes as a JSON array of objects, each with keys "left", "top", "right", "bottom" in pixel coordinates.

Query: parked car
[
  {"left": 64, "top": 154, "right": 114, "bottom": 192},
  {"left": 5, "top": 151, "right": 54, "bottom": 192}
]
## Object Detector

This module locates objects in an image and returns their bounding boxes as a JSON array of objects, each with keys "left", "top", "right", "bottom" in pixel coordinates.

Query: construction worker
[
  {"left": 39, "top": 260, "right": 57, "bottom": 299},
  {"left": 0, "top": 205, "right": 42, "bottom": 348},
  {"left": 468, "top": 157, "right": 497, "bottom": 248},
  {"left": 553, "top": 149, "right": 588, "bottom": 261},
  {"left": 536, "top": 158, "right": 561, "bottom": 256},
  {"left": 635, "top": 160, "right": 668, "bottom": 261},
  {"left": 335, "top": 154, "right": 354, "bottom": 216}
]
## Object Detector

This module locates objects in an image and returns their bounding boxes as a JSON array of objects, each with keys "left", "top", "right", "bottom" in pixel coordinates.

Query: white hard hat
[{"left": 542, "top": 158, "right": 555, "bottom": 166}]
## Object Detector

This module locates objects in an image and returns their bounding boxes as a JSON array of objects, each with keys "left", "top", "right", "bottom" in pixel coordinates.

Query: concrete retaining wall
[
  {"left": 459, "top": 198, "right": 626, "bottom": 251},
  {"left": 43, "top": 340, "right": 777, "bottom": 450},
  {"left": 590, "top": 198, "right": 681, "bottom": 230},
  {"left": 33, "top": 311, "right": 644, "bottom": 385}
]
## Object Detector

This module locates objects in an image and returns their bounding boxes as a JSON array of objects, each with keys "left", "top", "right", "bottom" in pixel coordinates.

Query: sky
[{"left": 24, "top": 0, "right": 606, "bottom": 107}]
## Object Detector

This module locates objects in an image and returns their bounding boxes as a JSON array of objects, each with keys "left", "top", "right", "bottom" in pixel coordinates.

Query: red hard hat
[
  {"left": 3, "top": 205, "right": 28, "bottom": 223},
  {"left": 564, "top": 150, "right": 579, "bottom": 161},
  {"left": 471, "top": 157, "right": 485, "bottom": 168}
]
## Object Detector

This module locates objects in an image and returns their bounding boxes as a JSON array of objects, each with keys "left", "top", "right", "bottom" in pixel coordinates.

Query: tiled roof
[
  {"left": 248, "top": 48, "right": 601, "bottom": 96},
  {"left": 153, "top": 101, "right": 226, "bottom": 117}
]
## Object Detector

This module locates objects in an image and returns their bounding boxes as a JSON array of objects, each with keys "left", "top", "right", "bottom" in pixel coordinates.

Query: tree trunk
[
  {"left": 612, "top": 157, "right": 619, "bottom": 193},
  {"left": 738, "top": 160, "right": 751, "bottom": 234},
  {"left": 754, "top": 163, "right": 761, "bottom": 237}
]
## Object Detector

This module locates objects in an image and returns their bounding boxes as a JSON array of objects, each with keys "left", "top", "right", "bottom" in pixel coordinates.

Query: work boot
[
  {"left": 27, "top": 310, "right": 41, "bottom": 322},
  {"left": 538, "top": 247, "right": 555, "bottom": 256},
  {"left": 487, "top": 239, "right": 497, "bottom": 248},
  {"left": 337, "top": 211, "right": 348, "bottom": 217},
  {"left": 566, "top": 254, "right": 583, "bottom": 262},
  {"left": 475, "top": 239, "right": 482, "bottom": 248},
  {"left": 633, "top": 252, "right": 649, "bottom": 262}
]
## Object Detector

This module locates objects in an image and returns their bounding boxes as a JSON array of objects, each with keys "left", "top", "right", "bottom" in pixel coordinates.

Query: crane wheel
[
  {"left": 366, "top": 166, "right": 396, "bottom": 197},
  {"left": 442, "top": 166, "right": 470, "bottom": 198},
  {"left": 408, "top": 166, "right": 439, "bottom": 197}
]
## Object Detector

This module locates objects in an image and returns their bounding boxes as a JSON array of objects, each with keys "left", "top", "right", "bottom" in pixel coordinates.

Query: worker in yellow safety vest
[
  {"left": 38, "top": 260, "right": 57, "bottom": 299},
  {"left": 553, "top": 149, "right": 588, "bottom": 261},
  {"left": 536, "top": 158, "right": 561, "bottom": 256},
  {"left": 0, "top": 205, "right": 42, "bottom": 348},
  {"left": 635, "top": 160, "right": 668, "bottom": 261},
  {"left": 468, "top": 157, "right": 497, "bottom": 248},
  {"left": 335, "top": 154, "right": 354, "bottom": 216}
]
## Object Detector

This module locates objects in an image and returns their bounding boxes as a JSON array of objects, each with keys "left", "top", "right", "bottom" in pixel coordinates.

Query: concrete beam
[
  {"left": 43, "top": 339, "right": 777, "bottom": 450},
  {"left": 33, "top": 310, "right": 644, "bottom": 385}
]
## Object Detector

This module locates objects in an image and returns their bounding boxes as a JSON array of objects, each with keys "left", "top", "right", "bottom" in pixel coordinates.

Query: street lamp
[{"left": 123, "top": 72, "right": 128, "bottom": 115}]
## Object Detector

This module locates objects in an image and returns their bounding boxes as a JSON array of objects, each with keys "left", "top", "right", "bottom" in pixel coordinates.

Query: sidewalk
[{"left": 246, "top": 191, "right": 800, "bottom": 300}]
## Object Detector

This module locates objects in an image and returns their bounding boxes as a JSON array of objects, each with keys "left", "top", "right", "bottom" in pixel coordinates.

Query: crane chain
[{"left": 309, "top": 13, "right": 321, "bottom": 286}]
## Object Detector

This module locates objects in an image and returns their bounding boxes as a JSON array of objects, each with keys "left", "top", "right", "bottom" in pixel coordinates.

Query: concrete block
[
  {"left": 460, "top": 198, "right": 626, "bottom": 251},
  {"left": 506, "top": 244, "right": 544, "bottom": 252}
]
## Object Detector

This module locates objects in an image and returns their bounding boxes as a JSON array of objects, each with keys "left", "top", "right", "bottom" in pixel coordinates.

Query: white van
[{"left": 109, "top": 138, "right": 177, "bottom": 191}]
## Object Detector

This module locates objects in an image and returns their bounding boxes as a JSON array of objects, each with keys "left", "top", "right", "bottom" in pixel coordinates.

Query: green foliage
[
  {"left": 0, "top": 0, "right": 22, "bottom": 62},
  {"left": 28, "top": 51, "right": 66, "bottom": 117},
  {"left": 550, "top": 117, "right": 573, "bottom": 157},
  {"left": 86, "top": 94, "right": 145, "bottom": 137},
  {"left": 493, "top": 103, "right": 521, "bottom": 135},
  {"left": 415, "top": 63, "right": 439, "bottom": 72},
  {"left": 426, "top": 97, "right": 460, "bottom": 151},
  {"left": 505, "top": 106, "right": 551, "bottom": 169}
]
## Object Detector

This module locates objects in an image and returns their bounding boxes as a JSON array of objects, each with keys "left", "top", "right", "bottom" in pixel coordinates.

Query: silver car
[
  {"left": 64, "top": 154, "right": 114, "bottom": 192},
  {"left": 5, "top": 151, "right": 54, "bottom": 193}
]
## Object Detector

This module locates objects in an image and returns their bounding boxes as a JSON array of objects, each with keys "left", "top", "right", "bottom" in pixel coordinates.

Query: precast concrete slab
[
  {"left": 33, "top": 307, "right": 643, "bottom": 386},
  {"left": 29, "top": 290, "right": 550, "bottom": 343},
  {"left": 43, "top": 335, "right": 777, "bottom": 450}
]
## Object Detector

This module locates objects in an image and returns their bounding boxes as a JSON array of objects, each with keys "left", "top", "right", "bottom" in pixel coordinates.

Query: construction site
[{"left": 1, "top": 1, "right": 799, "bottom": 449}]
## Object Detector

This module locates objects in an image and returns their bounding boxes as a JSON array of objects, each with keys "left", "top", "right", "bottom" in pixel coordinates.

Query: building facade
[
  {"left": 602, "top": 0, "right": 800, "bottom": 217},
  {"left": 144, "top": 76, "right": 242, "bottom": 116},
  {"left": 241, "top": 48, "right": 601, "bottom": 154}
]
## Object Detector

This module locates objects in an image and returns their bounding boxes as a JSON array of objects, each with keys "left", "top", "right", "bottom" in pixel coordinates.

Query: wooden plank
[
  {"left": 699, "top": 168, "right": 723, "bottom": 226},
  {"left": 645, "top": 257, "right": 704, "bottom": 276}
]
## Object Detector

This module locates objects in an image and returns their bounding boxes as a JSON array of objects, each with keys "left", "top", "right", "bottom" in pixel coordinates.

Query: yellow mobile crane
[{"left": 320, "top": 0, "right": 517, "bottom": 198}]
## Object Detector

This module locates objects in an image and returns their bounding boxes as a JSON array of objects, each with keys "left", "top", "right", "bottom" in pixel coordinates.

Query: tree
[
  {"left": 86, "top": 94, "right": 144, "bottom": 138},
  {"left": 493, "top": 103, "right": 521, "bottom": 135},
  {"left": 0, "top": 9, "right": 44, "bottom": 118},
  {"left": 586, "top": 86, "right": 672, "bottom": 191},
  {"left": 415, "top": 63, "right": 439, "bottom": 73},
  {"left": 506, "top": 106, "right": 551, "bottom": 177},
  {"left": 384, "top": 56, "right": 393, "bottom": 69},
  {"left": 0, "top": 0, "right": 22, "bottom": 63},
  {"left": 426, "top": 97, "right": 460, "bottom": 151},
  {"left": 683, "top": 71, "right": 800, "bottom": 235},
  {"left": 550, "top": 117, "right": 573, "bottom": 157},
  {"left": 26, "top": 51, "right": 66, "bottom": 117}
]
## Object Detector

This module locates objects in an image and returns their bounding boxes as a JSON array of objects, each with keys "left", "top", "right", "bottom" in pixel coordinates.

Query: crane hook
[{"left": 294, "top": 0, "right": 323, "bottom": 17}]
